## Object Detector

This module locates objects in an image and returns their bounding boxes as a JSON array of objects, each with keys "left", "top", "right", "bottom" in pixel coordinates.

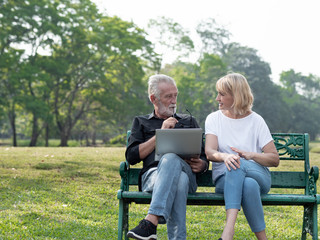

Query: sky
[{"left": 92, "top": 0, "right": 320, "bottom": 82}]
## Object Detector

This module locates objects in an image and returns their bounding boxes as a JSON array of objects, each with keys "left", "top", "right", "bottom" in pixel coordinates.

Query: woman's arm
[
  {"left": 231, "top": 140, "right": 280, "bottom": 167},
  {"left": 205, "top": 134, "right": 240, "bottom": 171}
]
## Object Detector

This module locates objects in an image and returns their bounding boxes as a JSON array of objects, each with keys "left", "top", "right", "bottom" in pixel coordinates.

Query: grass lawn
[{"left": 0, "top": 145, "right": 320, "bottom": 239}]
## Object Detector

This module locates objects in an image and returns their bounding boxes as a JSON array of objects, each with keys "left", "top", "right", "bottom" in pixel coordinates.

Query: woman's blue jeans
[
  {"left": 215, "top": 159, "right": 271, "bottom": 233},
  {"left": 141, "top": 153, "right": 197, "bottom": 240}
]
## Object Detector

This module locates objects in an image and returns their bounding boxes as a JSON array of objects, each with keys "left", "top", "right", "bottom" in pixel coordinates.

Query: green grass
[
  {"left": 0, "top": 146, "right": 320, "bottom": 239},
  {"left": 0, "top": 139, "right": 107, "bottom": 147}
]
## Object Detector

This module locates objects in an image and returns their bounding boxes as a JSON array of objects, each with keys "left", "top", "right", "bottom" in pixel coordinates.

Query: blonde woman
[{"left": 205, "top": 73, "right": 279, "bottom": 240}]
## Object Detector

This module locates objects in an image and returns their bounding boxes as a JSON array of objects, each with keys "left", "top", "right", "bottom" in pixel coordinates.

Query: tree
[
  {"left": 280, "top": 69, "right": 320, "bottom": 100},
  {"left": 1, "top": 0, "right": 159, "bottom": 146},
  {"left": 0, "top": 49, "right": 25, "bottom": 146},
  {"left": 161, "top": 53, "right": 227, "bottom": 128},
  {"left": 279, "top": 70, "right": 320, "bottom": 140},
  {"left": 0, "top": 0, "right": 65, "bottom": 146},
  {"left": 221, "top": 43, "right": 290, "bottom": 132},
  {"left": 45, "top": 2, "right": 158, "bottom": 146},
  {"left": 148, "top": 16, "right": 195, "bottom": 66},
  {"left": 196, "top": 18, "right": 230, "bottom": 56}
]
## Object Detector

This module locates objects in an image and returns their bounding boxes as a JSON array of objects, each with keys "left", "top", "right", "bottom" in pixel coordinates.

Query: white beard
[{"left": 158, "top": 101, "right": 176, "bottom": 117}]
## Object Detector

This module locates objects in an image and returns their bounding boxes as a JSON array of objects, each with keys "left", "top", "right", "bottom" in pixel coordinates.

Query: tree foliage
[
  {"left": 0, "top": 0, "right": 159, "bottom": 146},
  {"left": 1, "top": 1, "right": 320, "bottom": 145}
]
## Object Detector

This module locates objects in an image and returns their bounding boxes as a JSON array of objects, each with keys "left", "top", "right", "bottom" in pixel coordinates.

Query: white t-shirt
[{"left": 205, "top": 110, "right": 273, "bottom": 183}]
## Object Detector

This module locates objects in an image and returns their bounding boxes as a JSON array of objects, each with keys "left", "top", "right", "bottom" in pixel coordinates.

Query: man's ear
[{"left": 150, "top": 94, "right": 156, "bottom": 104}]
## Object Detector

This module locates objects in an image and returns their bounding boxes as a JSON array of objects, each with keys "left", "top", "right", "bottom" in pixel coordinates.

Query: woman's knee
[
  {"left": 243, "top": 178, "right": 260, "bottom": 196},
  {"left": 225, "top": 159, "right": 246, "bottom": 178}
]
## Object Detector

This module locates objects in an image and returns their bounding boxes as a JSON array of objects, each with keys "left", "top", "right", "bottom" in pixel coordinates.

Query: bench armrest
[
  {"left": 309, "top": 165, "right": 319, "bottom": 181},
  {"left": 307, "top": 165, "right": 319, "bottom": 195},
  {"left": 119, "top": 161, "right": 130, "bottom": 191}
]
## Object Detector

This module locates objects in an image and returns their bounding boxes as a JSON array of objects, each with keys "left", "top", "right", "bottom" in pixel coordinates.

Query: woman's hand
[
  {"left": 223, "top": 153, "right": 241, "bottom": 171},
  {"left": 230, "top": 147, "right": 254, "bottom": 160},
  {"left": 230, "top": 143, "right": 280, "bottom": 168}
]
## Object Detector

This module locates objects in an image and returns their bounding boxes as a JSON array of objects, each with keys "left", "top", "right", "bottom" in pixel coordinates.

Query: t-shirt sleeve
[
  {"left": 205, "top": 112, "right": 218, "bottom": 136},
  {"left": 257, "top": 116, "right": 273, "bottom": 149}
]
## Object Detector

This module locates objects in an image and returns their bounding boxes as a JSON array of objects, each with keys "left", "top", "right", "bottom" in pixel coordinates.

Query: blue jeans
[
  {"left": 215, "top": 159, "right": 271, "bottom": 233},
  {"left": 141, "top": 153, "right": 197, "bottom": 240}
]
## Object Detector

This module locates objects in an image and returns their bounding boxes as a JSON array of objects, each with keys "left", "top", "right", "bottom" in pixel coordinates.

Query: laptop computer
[{"left": 155, "top": 128, "right": 203, "bottom": 161}]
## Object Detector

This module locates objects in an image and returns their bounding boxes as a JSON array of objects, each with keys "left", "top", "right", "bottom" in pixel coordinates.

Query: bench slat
[
  {"left": 271, "top": 171, "right": 306, "bottom": 188},
  {"left": 120, "top": 191, "right": 316, "bottom": 206},
  {"left": 128, "top": 169, "right": 306, "bottom": 189}
]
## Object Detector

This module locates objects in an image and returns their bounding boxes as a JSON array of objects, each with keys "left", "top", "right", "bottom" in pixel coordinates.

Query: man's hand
[
  {"left": 161, "top": 117, "right": 178, "bottom": 129},
  {"left": 185, "top": 157, "right": 205, "bottom": 173}
]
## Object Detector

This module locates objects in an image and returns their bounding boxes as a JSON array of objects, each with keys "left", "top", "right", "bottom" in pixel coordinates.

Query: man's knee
[
  {"left": 162, "top": 153, "right": 179, "bottom": 160},
  {"left": 159, "top": 153, "right": 181, "bottom": 167},
  {"left": 176, "top": 172, "right": 189, "bottom": 194}
]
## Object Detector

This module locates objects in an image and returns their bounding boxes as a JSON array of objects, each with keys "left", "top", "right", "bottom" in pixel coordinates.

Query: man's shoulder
[
  {"left": 135, "top": 114, "right": 151, "bottom": 119},
  {"left": 133, "top": 113, "right": 153, "bottom": 121}
]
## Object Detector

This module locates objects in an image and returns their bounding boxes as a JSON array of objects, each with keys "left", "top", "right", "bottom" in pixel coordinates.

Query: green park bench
[{"left": 117, "top": 132, "right": 320, "bottom": 239}]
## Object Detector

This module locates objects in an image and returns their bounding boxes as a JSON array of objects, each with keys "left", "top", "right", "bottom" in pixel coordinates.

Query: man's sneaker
[{"left": 127, "top": 219, "right": 157, "bottom": 240}]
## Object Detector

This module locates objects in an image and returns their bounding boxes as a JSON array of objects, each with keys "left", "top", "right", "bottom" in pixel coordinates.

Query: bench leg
[
  {"left": 118, "top": 199, "right": 129, "bottom": 240},
  {"left": 301, "top": 203, "right": 318, "bottom": 240}
]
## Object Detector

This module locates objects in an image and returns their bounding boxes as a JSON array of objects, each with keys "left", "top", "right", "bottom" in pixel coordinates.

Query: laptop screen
[{"left": 155, "top": 128, "right": 203, "bottom": 160}]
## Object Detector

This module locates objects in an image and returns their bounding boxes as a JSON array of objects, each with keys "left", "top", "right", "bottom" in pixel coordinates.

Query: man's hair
[
  {"left": 148, "top": 74, "right": 177, "bottom": 99},
  {"left": 216, "top": 73, "right": 254, "bottom": 116}
]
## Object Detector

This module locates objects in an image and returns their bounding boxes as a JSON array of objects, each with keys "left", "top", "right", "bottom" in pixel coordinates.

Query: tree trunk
[
  {"left": 8, "top": 105, "right": 17, "bottom": 147},
  {"left": 92, "top": 130, "right": 96, "bottom": 146},
  {"left": 29, "top": 115, "right": 40, "bottom": 146},
  {"left": 309, "top": 132, "right": 316, "bottom": 141},
  {"left": 59, "top": 125, "right": 72, "bottom": 147},
  {"left": 85, "top": 132, "right": 90, "bottom": 146},
  {"left": 85, "top": 121, "right": 90, "bottom": 146},
  {"left": 45, "top": 123, "right": 49, "bottom": 147},
  {"left": 60, "top": 132, "right": 69, "bottom": 147}
]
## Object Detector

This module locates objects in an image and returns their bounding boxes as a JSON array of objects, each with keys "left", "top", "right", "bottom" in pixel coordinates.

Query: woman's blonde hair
[{"left": 216, "top": 73, "right": 254, "bottom": 116}]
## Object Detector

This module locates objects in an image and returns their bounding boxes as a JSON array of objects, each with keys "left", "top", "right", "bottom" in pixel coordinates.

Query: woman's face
[{"left": 216, "top": 91, "right": 234, "bottom": 111}]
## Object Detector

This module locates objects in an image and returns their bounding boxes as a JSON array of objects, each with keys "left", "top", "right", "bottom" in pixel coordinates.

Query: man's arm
[
  {"left": 138, "top": 136, "right": 156, "bottom": 160},
  {"left": 125, "top": 117, "right": 145, "bottom": 165},
  {"left": 139, "top": 117, "right": 178, "bottom": 159}
]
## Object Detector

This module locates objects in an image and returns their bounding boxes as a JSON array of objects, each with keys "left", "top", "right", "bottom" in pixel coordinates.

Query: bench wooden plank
[
  {"left": 120, "top": 191, "right": 317, "bottom": 205},
  {"left": 127, "top": 168, "right": 307, "bottom": 188}
]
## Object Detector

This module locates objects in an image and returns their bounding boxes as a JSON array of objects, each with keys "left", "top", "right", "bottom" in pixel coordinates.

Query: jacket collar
[{"left": 148, "top": 111, "right": 182, "bottom": 120}]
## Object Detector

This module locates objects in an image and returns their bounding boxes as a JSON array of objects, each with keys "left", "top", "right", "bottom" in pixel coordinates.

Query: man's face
[{"left": 153, "top": 82, "right": 178, "bottom": 119}]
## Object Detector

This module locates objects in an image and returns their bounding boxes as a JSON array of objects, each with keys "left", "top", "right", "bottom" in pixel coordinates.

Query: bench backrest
[{"left": 125, "top": 131, "right": 311, "bottom": 190}]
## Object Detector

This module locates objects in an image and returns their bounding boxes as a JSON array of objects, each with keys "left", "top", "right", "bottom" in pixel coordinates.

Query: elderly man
[{"left": 125, "top": 74, "right": 208, "bottom": 240}]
